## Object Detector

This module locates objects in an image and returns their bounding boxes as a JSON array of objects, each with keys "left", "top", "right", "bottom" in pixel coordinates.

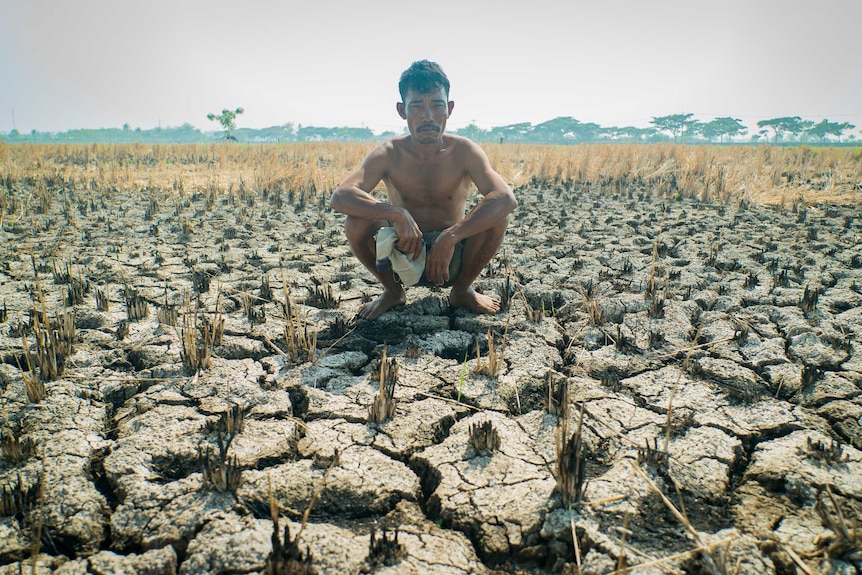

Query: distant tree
[
  {"left": 532, "top": 117, "right": 578, "bottom": 143},
  {"left": 650, "top": 114, "right": 697, "bottom": 141},
  {"left": 454, "top": 123, "right": 488, "bottom": 141},
  {"left": 757, "top": 116, "right": 804, "bottom": 143},
  {"left": 207, "top": 107, "right": 244, "bottom": 141},
  {"left": 805, "top": 119, "right": 855, "bottom": 143},
  {"left": 699, "top": 117, "right": 747, "bottom": 143},
  {"left": 607, "top": 126, "right": 657, "bottom": 141},
  {"left": 491, "top": 122, "right": 533, "bottom": 144}
]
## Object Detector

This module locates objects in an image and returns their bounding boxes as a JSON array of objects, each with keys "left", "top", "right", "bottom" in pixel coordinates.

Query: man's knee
[{"left": 344, "top": 216, "right": 385, "bottom": 243}]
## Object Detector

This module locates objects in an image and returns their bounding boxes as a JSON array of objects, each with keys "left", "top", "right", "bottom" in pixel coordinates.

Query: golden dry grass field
[{"left": 1, "top": 143, "right": 860, "bottom": 218}]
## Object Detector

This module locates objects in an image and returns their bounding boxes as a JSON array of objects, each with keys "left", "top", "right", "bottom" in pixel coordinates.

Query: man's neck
[{"left": 409, "top": 136, "right": 446, "bottom": 159}]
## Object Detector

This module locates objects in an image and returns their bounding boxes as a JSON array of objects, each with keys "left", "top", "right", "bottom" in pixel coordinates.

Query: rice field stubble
[{"left": 0, "top": 142, "right": 861, "bottom": 574}]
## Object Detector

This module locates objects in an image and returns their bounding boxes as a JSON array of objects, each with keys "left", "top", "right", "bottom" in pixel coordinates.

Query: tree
[
  {"left": 650, "top": 114, "right": 697, "bottom": 141},
  {"left": 805, "top": 119, "right": 855, "bottom": 143},
  {"left": 699, "top": 117, "right": 747, "bottom": 143},
  {"left": 207, "top": 107, "right": 244, "bottom": 141},
  {"left": 756, "top": 116, "right": 804, "bottom": 143}
]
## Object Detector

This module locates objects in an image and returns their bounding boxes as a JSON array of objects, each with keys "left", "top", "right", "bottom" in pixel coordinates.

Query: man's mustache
[{"left": 418, "top": 124, "right": 439, "bottom": 132}]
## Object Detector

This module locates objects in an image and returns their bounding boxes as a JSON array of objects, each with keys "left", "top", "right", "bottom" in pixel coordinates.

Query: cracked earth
[{"left": 1, "top": 179, "right": 861, "bottom": 574}]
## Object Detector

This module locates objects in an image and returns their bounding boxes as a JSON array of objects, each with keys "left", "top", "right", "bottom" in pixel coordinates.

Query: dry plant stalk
[
  {"left": 469, "top": 419, "right": 501, "bottom": 455},
  {"left": 0, "top": 426, "right": 35, "bottom": 462},
  {"left": 199, "top": 430, "right": 242, "bottom": 493},
  {"left": 281, "top": 269, "right": 317, "bottom": 363},
  {"left": 20, "top": 276, "right": 75, "bottom": 390},
  {"left": 555, "top": 384, "right": 587, "bottom": 508},
  {"left": 474, "top": 327, "right": 504, "bottom": 376},
  {"left": 365, "top": 527, "right": 406, "bottom": 569},
  {"left": 368, "top": 346, "right": 397, "bottom": 424},
  {"left": 813, "top": 486, "right": 861, "bottom": 562},
  {"left": 180, "top": 298, "right": 223, "bottom": 375}
]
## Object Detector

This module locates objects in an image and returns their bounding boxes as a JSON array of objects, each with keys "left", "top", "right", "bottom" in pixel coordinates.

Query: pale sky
[{"left": 2, "top": 0, "right": 861, "bottom": 136}]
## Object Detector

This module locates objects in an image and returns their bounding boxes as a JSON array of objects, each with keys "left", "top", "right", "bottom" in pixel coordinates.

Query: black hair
[{"left": 398, "top": 60, "right": 450, "bottom": 101}]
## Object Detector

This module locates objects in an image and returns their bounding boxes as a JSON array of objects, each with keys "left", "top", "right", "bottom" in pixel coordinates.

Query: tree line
[{"left": 1, "top": 113, "right": 857, "bottom": 145}]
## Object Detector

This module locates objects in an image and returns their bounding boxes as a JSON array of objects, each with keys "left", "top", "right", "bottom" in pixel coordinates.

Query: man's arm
[
  {"left": 330, "top": 145, "right": 423, "bottom": 258},
  {"left": 447, "top": 140, "right": 518, "bottom": 242},
  {"left": 425, "top": 140, "right": 518, "bottom": 283}
]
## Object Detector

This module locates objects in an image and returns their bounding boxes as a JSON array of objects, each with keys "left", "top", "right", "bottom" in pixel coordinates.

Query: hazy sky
[{"left": 2, "top": 0, "right": 861, "bottom": 136}]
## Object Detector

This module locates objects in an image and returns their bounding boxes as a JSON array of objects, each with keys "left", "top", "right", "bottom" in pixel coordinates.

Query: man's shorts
[{"left": 418, "top": 231, "right": 464, "bottom": 288}]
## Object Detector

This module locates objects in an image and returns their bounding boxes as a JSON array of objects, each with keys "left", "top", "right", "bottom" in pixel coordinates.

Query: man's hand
[
  {"left": 425, "top": 232, "right": 456, "bottom": 286},
  {"left": 392, "top": 208, "right": 423, "bottom": 260}
]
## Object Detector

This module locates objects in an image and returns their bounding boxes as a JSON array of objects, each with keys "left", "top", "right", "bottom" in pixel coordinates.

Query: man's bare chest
[{"left": 387, "top": 157, "right": 466, "bottom": 198}]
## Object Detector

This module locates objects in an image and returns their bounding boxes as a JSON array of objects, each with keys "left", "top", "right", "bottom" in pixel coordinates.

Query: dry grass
[{"left": 1, "top": 143, "right": 859, "bottom": 211}]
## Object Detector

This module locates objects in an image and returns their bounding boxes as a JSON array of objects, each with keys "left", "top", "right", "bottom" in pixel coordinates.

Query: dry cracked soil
[{"left": 1, "top": 182, "right": 861, "bottom": 574}]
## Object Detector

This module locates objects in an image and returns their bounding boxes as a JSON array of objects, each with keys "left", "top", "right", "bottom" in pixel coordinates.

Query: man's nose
[{"left": 421, "top": 107, "right": 435, "bottom": 121}]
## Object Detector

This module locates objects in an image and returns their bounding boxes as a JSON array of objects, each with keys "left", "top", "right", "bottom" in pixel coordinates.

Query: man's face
[{"left": 397, "top": 87, "right": 454, "bottom": 145}]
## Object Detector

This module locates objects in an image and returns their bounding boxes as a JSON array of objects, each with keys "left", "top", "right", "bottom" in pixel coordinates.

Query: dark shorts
[{"left": 418, "top": 231, "right": 464, "bottom": 288}]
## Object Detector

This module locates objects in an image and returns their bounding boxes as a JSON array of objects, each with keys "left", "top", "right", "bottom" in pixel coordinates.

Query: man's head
[
  {"left": 397, "top": 60, "right": 454, "bottom": 145},
  {"left": 398, "top": 60, "right": 450, "bottom": 102}
]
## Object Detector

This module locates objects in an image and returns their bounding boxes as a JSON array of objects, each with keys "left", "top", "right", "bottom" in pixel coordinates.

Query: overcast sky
[{"left": 1, "top": 0, "right": 861, "bottom": 136}]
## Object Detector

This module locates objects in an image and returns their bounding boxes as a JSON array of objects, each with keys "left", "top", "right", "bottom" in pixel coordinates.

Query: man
[{"left": 330, "top": 60, "right": 517, "bottom": 320}]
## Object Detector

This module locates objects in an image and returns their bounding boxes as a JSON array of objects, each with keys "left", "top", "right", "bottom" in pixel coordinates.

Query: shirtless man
[{"left": 330, "top": 60, "right": 518, "bottom": 320}]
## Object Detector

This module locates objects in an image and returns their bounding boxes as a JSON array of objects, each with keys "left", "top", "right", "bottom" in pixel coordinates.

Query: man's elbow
[
  {"left": 330, "top": 189, "right": 346, "bottom": 213},
  {"left": 504, "top": 189, "right": 518, "bottom": 214}
]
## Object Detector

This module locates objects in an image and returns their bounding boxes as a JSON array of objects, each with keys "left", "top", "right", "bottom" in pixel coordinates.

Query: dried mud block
[
  {"left": 56, "top": 547, "right": 178, "bottom": 575},
  {"left": 0, "top": 517, "right": 30, "bottom": 564},
  {"left": 181, "top": 357, "right": 268, "bottom": 403},
  {"left": 37, "top": 468, "right": 110, "bottom": 555},
  {"left": 684, "top": 529, "right": 776, "bottom": 575},
  {"left": 739, "top": 336, "right": 789, "bottom": 368},
  {"left": 213, "top": 334, "right": 268, "bottom": 360},
  {"left": 105, "top": 402, "right": 207, "bottom": 485},
  {"left": 731, "top": 480, "right": 824, "bottom": 558},
  {"left": 180, "top": 512, "right": 368, "bottom": 575},
  {"left": 816, "top": 400, "right": 862, "bottom": 447},
  {"left": 315, "top": 350, "right": 369, "bottom": 372},
  {"left": 297, "top": 380, "right": 374, "bottom": 421},
  {"left": 240, "top": 444, "right": 419, "bottom": 519},
  {"left": 690, "top": 356, "right": 770, "bottom": 400},
  {"left": 372, "top": 501, "right": 491, "bottom": 575},
  {"left": 788, "top": 332, "right": 851, "bottom": 369},
  {"left": 0, "top": 554, "right": 67, "bottom": 575},
  {"left": 371, "top": 397, "right": 457, "bottom": 459},
  {"left": 13, "top": 386, "right": 111, "bottom": 555},
  {"left": 580, "top": 345, "right": 654, "bottom": 382},
  {"left": 228, "top": 418, "right": 299, "bottom": 468},
  {"left": 178, "top": 512, "right": 271, "bottom": 575},
  {"left": 411, "top": 411, "right": 556, "bottom": 562},
  {"left": 745, "top": 430, "right": 862, "bottom": 502},
  {"left": 111, "top": 475, "right": 236, "bottom": 551},
  {"left": 796, "top": 371, "right": 861, "bottom": 407},
  {"left": 620, "top": 366, "right": 804, "bottom": 440},
  {"left": 668, "top": 426, "right": 742, "bottom": 500},
  {"left": 498, "top": 331, "right": 562, "bottom": 384}
]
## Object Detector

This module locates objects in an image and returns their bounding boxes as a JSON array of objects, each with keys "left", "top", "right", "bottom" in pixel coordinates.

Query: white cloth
[{"left": 375, "top": 227, "right": 426, "bottom": 286}]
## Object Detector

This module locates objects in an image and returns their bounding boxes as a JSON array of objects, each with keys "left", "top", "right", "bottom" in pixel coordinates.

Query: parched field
[{"left": 0, "top": 143, "right": 861, "bottom": 574}]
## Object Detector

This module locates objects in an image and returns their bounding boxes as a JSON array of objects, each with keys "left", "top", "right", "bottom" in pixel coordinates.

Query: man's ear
[
  {"left": 396, "top": 102, "right": 406, "bottom": 119},
  {"left": 447, "top": 101, "right": 454, "bottom": 117}
]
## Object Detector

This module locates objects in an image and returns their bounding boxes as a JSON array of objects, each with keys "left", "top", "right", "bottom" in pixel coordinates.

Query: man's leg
[
  {"left": 344, "top": 216, "right": 407, "bottom": 319},
  {"left": 449, "top": 217, "right": 508, "bottom": 313}
]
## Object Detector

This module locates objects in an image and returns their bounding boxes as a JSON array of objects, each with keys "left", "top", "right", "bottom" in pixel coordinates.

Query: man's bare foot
[
  {"left": 449, "top": 286, "right": 500, "bottom": 314},
  {"left": 356, "top": 287, "right": 407, "bottom": 320}
]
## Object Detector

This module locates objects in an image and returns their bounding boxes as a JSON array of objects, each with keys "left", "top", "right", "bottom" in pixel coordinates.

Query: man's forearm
[
  {"left": 330, "top": 188, "right": 402, "bottom": 222},
  {"left": 444, "top": 190, "right": 517, "bottom": 243}
]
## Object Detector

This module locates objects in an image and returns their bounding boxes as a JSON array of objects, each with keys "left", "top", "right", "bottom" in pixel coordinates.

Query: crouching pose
[{"left": 330, "top": 60, "right": 517, "bottom": 320}]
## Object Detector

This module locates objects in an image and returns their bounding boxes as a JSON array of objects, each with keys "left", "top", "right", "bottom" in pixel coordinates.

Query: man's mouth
[{"left": 418, "top": 124, "right": 438, "bottom": 132}]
